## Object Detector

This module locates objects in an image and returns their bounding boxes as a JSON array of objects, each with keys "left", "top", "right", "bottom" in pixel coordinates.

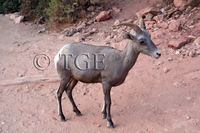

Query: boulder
[
  {"left": 10, "top": 14, "right": 16, "bottom": 20},
  {"left": 14, "top": 16, "right": 24, "bottom": 23},
  {"left": 95, "top": 11, "right": 111, "bottom": 22},
  {"left": 9, "top": 12, "right": 19, "bottom": 20},
  {"left": 174, "top": 0, "right": 194, "bottom": 11},
  {"left": 168, "top": 20, "right": 180, "bottom": 32}
]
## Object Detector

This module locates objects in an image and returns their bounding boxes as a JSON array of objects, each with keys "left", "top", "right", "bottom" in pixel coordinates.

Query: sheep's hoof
[
  {"left": 76, "top": 113, "right": 82, "bottom": 116},
  {"left": 59, "top": 114, "right": 66, "bottom": 122},
  {"left": 107, "top": 124, "right": 115, "bottom": 128},
  {"left": 61, "top": 118, "right": 66, "bottom": 122},
  {"left": 107, "top": 122, "right": 114, "bottom": 128},
  {"left": 61, "top": 116, "right": 67, "bottom": 122},
  {"left": 102, "top": 113, "right": 107, "bottom": 119}
]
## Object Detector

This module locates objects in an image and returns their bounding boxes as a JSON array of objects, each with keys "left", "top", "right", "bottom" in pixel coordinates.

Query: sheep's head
[{"left": 118, "top": 13, "right": 161, "bottom": 59}]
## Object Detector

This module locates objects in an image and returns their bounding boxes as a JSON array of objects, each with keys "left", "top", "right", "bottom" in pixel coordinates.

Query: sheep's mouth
[{"left": 151, "top": 55, "right": 160, "bottom": 59}]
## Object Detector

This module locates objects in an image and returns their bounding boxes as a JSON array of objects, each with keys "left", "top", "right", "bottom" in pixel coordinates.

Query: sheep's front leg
[{"left": 102, "top": 83, "right": 114, "bottom": 128}]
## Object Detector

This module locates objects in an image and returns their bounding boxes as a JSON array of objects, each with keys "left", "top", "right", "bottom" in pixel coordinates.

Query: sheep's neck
[{"left": 121, "top": 41, "right": 140, "bottom": 71}]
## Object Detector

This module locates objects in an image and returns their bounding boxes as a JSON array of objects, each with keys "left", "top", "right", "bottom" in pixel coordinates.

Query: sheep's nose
[{"left": 156, "top": 52, "right": 161, "bottom": 57}]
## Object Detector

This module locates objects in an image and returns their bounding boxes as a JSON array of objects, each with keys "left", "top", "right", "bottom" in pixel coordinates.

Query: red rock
[
  {"left": 95, "top": 11, "right": 111, "bottom": 22},
  {"left": 174, "top": 0, "right": 194, "bottom": 11},
  {"left": 168, "top": 38, "right": 191, "bottom": 49},
  {"left": 168, "top": 20, "right": 180, "bottom": 32},
  {"left": 138, "top": 7, "right": 161, "bottom": 17}
]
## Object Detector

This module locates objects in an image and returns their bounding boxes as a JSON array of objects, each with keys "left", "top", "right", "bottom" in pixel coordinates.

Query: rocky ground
[{"left": 0, "top": 0, "right": 200, "bottom": 132}]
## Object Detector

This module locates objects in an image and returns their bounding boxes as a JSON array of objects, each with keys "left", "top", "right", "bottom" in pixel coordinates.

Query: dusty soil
[{"left": 0, "top": 0, "right": 200, "bottom": 132}]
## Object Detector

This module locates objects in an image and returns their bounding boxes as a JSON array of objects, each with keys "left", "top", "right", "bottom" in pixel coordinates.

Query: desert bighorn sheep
[{"left": 54, "top": 13, "right": 161, "bottom": 128}]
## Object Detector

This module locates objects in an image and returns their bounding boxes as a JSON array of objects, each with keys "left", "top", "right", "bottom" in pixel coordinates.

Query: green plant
[
  {"left": 0, "top": 0, "right": 21, "bottom": 14},
  {"left": 35, "top": 0, "right": 49, "bottom": 16},
  {"left": 45, "top": 0, "right": 78, "bottom": 26}
]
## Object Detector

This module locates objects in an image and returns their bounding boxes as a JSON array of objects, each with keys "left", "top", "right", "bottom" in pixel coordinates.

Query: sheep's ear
[{"left": 125, "top": 33, "right": 135, "bottom": 40}]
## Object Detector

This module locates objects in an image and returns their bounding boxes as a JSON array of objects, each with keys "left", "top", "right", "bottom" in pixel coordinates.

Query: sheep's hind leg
[
  {"left": 65, "top": 78, "right": 82, "bottom": 116},
  {"left": 57, "top": 78, "right": 70, "bottom": 122}
]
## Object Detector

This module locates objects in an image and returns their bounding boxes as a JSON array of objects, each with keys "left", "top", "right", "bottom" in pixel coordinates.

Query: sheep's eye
[{"left": 140, "top": 41, "right": 145, "bottom": 44}]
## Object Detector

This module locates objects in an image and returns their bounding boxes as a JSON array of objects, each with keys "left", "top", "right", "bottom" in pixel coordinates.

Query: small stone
[
  {"left": 186, "top": 97, "right": 192, "bottom": 101},
  {"left": 91, "top": 28, "right": 97, "bottom": 33},
  {"left": 196, "top": 50, "right": 200, "bottom": 55},
  {"left": 173, "top": 82, "right": 181, "bottom": 86},
  {"left": 175, "top": 50, "right": 181, "bottom": 55},
  {"left": 194, "top": 37, "right": 200, "bottom": 46},
  {"left": 38, "top": 28, "right": 46, "bottom": 34},
  {"left": 87, "top": 6, "right": 96, "bottom": 12},
  {"left": 163, "top": 67, "right": 169, "bottom": 73},
  {"left": 168, "top": 57, "right": 173, "bottom": 61},
  {"left": 160, "top": 8, "right": 165, "bottom": 13},
  {"left": 158, "top": 22, "right": 168, "bottom": 29},
  {"left": 156, "top": 61, "right": 164, "bottom": 66},
  {"left": 189, "top": 51, "right": 195, "bottom": 58},
  {"left": 112, "top": 6, "right": 121, "bottom": 13},
  {"left": 188, "top": 35, "right": 196, "bottom": 40},
  {"left": 188, "top": 25, "right": 195, "bottom": 29},
  {"left": 186, "top": 116, "right": 191, "bottom": 120},
  {"left": 1, "top": 121, "right": 5, "bottom": 125},
  {"left": 153, "top": 14, "right": 164, "bottom": 22},
  {"left": 97, "top": 124, "right": 101, "bottom": 127},
  {"left": 145, "top": 13, "right": 154, "bottom": 21},
  {"left": 87, "top": 20, "right": 94, "bottom": 25},
  {"left": 114, "top": 20, "right": 121, "bottom": 26},
  {"left": 66, "top": 28, "right": 77, "bottom": 36}
]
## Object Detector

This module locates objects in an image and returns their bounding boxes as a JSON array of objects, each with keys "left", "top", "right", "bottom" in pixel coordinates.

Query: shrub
[{"left": 0, "top": 0, "right": 21, "bottom": 14}]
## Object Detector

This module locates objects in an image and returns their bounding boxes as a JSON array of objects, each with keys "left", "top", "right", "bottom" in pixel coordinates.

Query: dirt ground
[{"left": 0, "top": 0, "right": 200, "bottom": 132}]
